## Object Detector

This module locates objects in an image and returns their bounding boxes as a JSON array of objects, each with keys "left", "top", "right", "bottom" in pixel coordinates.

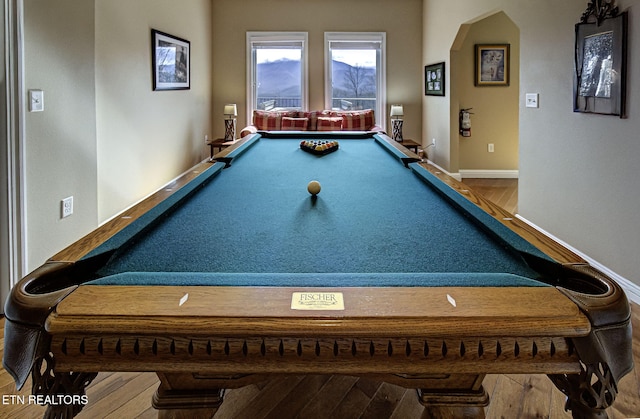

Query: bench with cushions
[{"left": 240, "top": 109, "right": 383, "bottom": 137}]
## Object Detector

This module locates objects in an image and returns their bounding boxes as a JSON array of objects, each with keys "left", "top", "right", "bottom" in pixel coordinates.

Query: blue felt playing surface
[{"left": 91, "top": 136, "right": 551, "bottom": 287}]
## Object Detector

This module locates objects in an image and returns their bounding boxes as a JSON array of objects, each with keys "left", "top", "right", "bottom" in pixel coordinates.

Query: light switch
[
  {"left": 29, "top": 89, "right": 44, "bottom": 112},
  {"left": 525, "top": 93, "right": 539, "bottom": 108}
]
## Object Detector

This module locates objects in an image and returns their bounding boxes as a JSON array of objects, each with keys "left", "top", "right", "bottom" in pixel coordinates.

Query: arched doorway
[{"left": 449, "top": 11, "right": 520, "bottom": 179}]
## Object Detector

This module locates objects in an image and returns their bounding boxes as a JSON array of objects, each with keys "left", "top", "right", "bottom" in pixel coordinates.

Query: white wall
[
  {"left": 96, "top": 0, "right": 212, "bottom": 221},
  {"left": 519, "top": 0, "right": 640, "bottom": 286},
  {"left": 23, "top": 0, "right": 98, "bottom": 271},
  {"left": 423, "top": 0, "right": 640, "bottom": 286},
  {"left": 20, "top": 0, "right": 213, "bottom": 272}
]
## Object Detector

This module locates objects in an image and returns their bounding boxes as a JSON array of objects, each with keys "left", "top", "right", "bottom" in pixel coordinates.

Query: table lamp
[
  {"left": 390, "top": 104, "right": 404, "bottom": 142},
  {"left": 224, "top": 104, "right": 237, "bottom": 142}
]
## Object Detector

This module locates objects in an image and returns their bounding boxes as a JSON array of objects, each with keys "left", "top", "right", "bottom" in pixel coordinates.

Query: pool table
[{"left": 3, "top": 132, "right": 632, "bottom": 418}]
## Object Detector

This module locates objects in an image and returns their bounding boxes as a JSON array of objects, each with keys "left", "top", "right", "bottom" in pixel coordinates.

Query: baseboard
[
  {"left": 423, "top": 159, "right": 462, "bottom": 181},
  {"left": 459, "top": 169, "right": 519, "bottom": 179},
  {"left": 516, "top": 214, "right": 640, "bottom": 305},
  {"left": 426, "top": 166, "right": 518, "bottom": 181}
]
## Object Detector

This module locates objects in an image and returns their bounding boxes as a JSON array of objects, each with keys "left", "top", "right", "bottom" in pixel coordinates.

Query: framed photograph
[
  {"left": 573, "top": 12, "right": 627, "bottom": 117},
  {"left": 475, "top": 44, "right": 510, "bottom": 86},
  {"left": 151, "top": 29, "right": 190, "bottom": 91},
  {"left": 425, "top": 62, "right": 445, "bottom": 96}
]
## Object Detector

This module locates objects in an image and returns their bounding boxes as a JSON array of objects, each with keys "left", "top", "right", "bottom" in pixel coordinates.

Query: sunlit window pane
[
  {"left": 325, "top": 33, "right": 386, "bottom": 129},
  {"left": 330, "top": 49, "right": 377, "bottom": 111},
  {"left": 255, "top": 48, "right": 302, "bottom": 109},
  {"left": 247, "top": 32, "right": 308, "bottom": 117}
]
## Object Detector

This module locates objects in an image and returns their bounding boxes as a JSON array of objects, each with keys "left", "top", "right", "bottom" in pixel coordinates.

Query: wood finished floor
[{"left": 1, "top": 178, "right": 639, "bottom": 419}]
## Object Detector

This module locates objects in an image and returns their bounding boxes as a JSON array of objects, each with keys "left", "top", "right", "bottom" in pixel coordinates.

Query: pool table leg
[
  {"left": 29, "top": 352, "right": 98, "bottom": 419},
  {"left": 152, "top": 373, "right": 225, "bottom": 419},
  {"left": 416, "top": 374, "right": 489, "bottom": 419},
  {"left": 549, "top": 361, "right": 617, "bottom": 419}
]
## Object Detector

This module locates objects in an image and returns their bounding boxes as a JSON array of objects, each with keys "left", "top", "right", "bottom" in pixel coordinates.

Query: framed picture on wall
[
  {"left": 474, "top": 44, "right": 510, "bottom": 86},
  {"left": 573, "top": 12, "right": 627, "bottom": 117},
  {"left": 151, "top": 29, "right": 190, "bottom": 91},
  {"left": 425, "top": 62, "right": 445, "bottom": 96}
]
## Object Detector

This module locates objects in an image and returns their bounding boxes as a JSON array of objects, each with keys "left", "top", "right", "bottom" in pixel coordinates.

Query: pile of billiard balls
[{"left": 300, "top": 140, "right": 339, "bottom": 155}]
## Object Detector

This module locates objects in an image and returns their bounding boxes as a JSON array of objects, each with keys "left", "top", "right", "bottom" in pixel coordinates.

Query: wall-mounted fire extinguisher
[{"left": 459, "top": 108, "right": 473, "bottom": 137}]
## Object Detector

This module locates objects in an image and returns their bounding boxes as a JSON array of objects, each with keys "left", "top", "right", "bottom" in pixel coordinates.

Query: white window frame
[
  {"left": 324, "top": 32, "right": 386, "bottom": 130},
  {"left": 246, "top": 32, "right": 308, "bottom": 122}
]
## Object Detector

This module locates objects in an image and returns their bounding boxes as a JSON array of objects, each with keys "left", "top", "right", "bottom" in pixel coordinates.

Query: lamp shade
[
  {"left": 223, "top": 104, "right": 237, "bottom": 117},
  {"left": 390, "top": 104, "right": 404, "bottom": 118}
]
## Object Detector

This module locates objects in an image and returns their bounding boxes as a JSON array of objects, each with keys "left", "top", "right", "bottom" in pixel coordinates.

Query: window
[
  {"left": 246, "top": 32, "right": 308, "bottom": 119},
  {"left": 325, "top": 32, "right": 386, "bottom": 129}
]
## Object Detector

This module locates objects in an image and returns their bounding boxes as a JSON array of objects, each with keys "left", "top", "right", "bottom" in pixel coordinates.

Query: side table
[
  {"left": 399, "top": 139, "right": 421, "bottom": 154},
  {"left": 206, "top": 138, "right": 238, "bottom": 161}
]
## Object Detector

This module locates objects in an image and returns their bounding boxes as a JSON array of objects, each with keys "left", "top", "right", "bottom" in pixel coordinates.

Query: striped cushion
[
  {"left": 300, "top": 110, "right": 332, "bottom": 131},
  {"left": 335, "top": 109, "right": 375, "bottom": 131},
  {"left": 253, "top": 110, "right": 281, "bottom": 131},
  {"left": 317, "top": 117, "right": 343, "bottom": 131},
  {"left": 252, "top": 109, "right": 376, "bottom": 131},
  {"left": 281, "top": 117, "right": 309, "bottom": 131},
  {"left": 253, "top": 110, "right": 298, "bottom": 131}
]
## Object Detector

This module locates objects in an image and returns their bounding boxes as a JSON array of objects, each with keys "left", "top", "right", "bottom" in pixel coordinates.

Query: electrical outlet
[
  {"left": 488, "top": 143, "right": 495, "bottom": 153},
  {"left": 61, "top": 196, "right": 73, "bottom": 218}
]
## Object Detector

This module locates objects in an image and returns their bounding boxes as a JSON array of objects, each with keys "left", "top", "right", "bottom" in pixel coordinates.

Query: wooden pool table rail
[
  {"left": 417, "top": 162, "right": 584, "bottom": 265},
  {"left": 49, "top": 286, "right": 590, "bottom": 336}
]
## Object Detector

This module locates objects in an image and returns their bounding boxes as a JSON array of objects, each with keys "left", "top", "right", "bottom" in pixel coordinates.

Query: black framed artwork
[
  {"left": 425, "top": 62, "right": 445, "bottom": 96},
  {"left": 574, "top": 5, "right": 627, "bottom": 117},
  {"left": 151, "top": 29, "right": 190, "bottom": 91}
]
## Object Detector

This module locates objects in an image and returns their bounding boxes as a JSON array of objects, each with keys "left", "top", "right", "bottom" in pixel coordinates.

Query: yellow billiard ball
[{"left": 307, "top": 180, "right": 321, "bottom": 196}]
